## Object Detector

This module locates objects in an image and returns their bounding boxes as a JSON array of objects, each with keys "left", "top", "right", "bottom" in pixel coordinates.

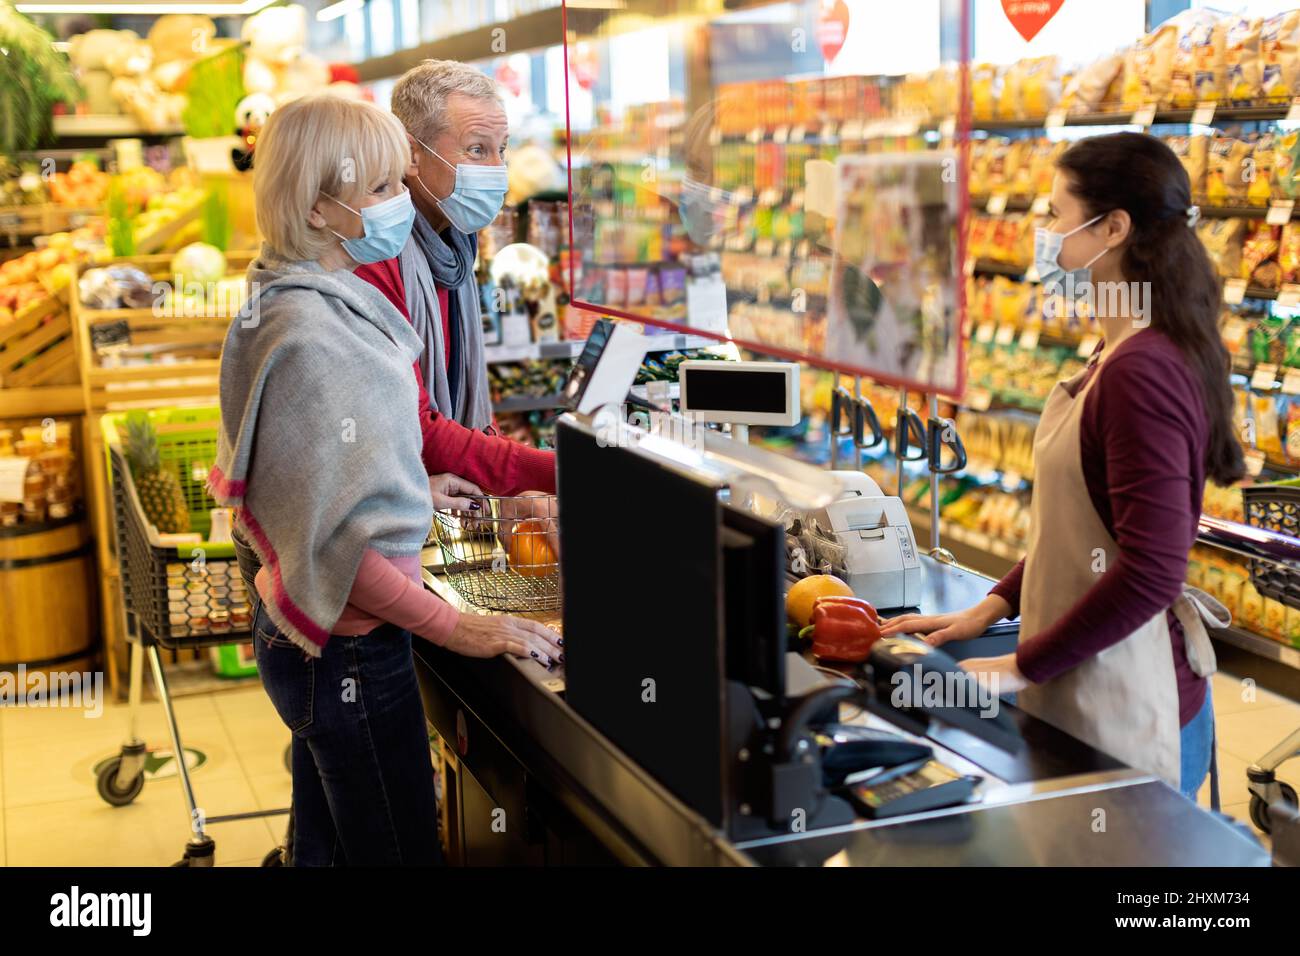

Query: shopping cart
[
  {"left": 430, "top": 494, "right": 560, "bottom": 612},
  {"left": 97, "top": 407, "right": 290, "bottom": 867},
  {"left": 1200, "top": 487, "right": 1300, "bottom": 835}
]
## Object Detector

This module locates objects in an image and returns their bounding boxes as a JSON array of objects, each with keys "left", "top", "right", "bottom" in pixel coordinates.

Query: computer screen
[{"left": 721, "top": 504, "right": 786, "bottom": 703}]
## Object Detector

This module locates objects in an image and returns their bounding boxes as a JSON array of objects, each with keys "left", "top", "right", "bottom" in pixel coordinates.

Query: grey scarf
[
  {"left": 210, "top": 244, "right": 433, "bottom": 656},
  {"left": 399, "top": 212, "right": 493, "bottom": 429}
]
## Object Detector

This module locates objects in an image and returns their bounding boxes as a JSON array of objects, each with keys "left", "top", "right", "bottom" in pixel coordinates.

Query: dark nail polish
[
  {"left": 530, "top": 650, "right": 539, "bottom": 658},
  {"left": 557, "top": 638, "right": 564, "bottom": 647},
  {"left": 470, "top": 502, "right": 481, "bottom": 510},
  {"left": 559, "top": 654, "right": 565, "bottom": 664}
]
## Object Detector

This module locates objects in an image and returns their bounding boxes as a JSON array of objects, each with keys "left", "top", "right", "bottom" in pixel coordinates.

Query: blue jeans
[
  {"left": 249, "top": 597, "right": 443, "bottom": 866},
  {"left": 1180, "top": 687, "right": 1215, "bottom": 801}
]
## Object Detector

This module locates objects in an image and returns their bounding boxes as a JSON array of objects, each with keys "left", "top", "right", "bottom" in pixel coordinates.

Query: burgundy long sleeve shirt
[{"left": 990, "top": 330, "right": 1209, "bottom": 726}]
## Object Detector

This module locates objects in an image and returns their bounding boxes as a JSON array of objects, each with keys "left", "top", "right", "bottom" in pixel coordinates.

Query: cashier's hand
[
  {"left": 441, "top": 612, "right": 564, "bottom": 667},
  {"left": 879, "top": 594, "right": 1012, "bottom": 647},
  {"left": 958, "top": 653, "right": 1030, "bottom": 695},
  {"left": 429, "top": 473, "right": 484, "bottom": 512}
]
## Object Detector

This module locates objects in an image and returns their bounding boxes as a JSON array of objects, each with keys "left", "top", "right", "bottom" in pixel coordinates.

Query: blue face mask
[
  {"left": 414, "top": 139, "right": 508, "bottom": 234},
  {"left": 326, "top": 187, "right": 415, "bottom": 264},
  {"left": 1034, "top": 214, "right": 1107, "bottom": 300}
]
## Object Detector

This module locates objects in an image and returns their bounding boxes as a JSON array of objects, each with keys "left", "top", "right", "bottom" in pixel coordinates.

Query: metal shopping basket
[
  {"left": 1202, "top": 487, "right": 1300, "bottom": 835},
  {"left": 98, "top": 407, "right": 289, "bottom": 867},
  {"left": 430, "top": 494, "right": 560, "bottom": 612}
]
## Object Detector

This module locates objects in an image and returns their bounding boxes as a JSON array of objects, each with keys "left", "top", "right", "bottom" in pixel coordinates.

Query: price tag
[
  {"left": 822, "top": 121, "right": 838, "bottom": 141},
  {"left": 995, "top": 322, "right": 1018, "bottom": 345},
  {"left": 986, "top": 192, "right": 1009, "bottom": 215},
  {"left": 1245, "top": 449, "right": 1267, "bottom": 477},
  {"left": 1024, "top": 262, "right": 1041, "bottom": 283},
  {"left": 790, "top": 125, "right": 807, "bottom": 143},
  {"left": 1077, "top": 333, "right": 1101, "bottom": 358},
  {"left": 1289, "top": 96, "right": 1300, "bottom": 123},
  {"left": 1281, "top": 368, "right": 1300, "bottom": 395},
  {"left": 777, "top": 239, "right": 793, "bottom": 259},
  {"left": 1224, "top": 277, "right": 1248, "bottom": 305},
  {"left": 708, "top": 126, "right": 723, "bottom": 146},
  {"left": 1131, "top": 104, "right": 1157, "bottom": 127},
  {"left": 1252, "top": 362, "right": 1279, "bottom": 390},
  {"left": 1019, "top": 328, "right": 1041, "bottom": 350},
  {"left": 0, "top": 457, "right": 31, "bottom": 503},
  {"left": 747, "top": 126, "right": 765, "bottom": 144},
  {"left": 1000, "top": 470, "right": 1024, "bottom": 492},
  {"left": 939, "top": 117, "right": 957, "bottom": 139},
  {"left": 1191, "top": 101, "right": 1216, "bottom": 126},
  {"left": 759, "top": 188, "right": 781, "bottom": 207},
  {"left": 1045, "top": 109, "right": 1067, "bottom": 129},
  {"left": 1221, "top": 316, "right": 1249, "bottom": 353},
  {"left": 773, "top": 125, "right": 790, "bottom": 144},
  {"left": 1030, "top": 193, "right": 1052, "bottom": 216},
  {"left": 841, "top": 119, "right": 865, "bottom": 141},
  {"left": 1280, "top": 283, "right": 1300, "bottom": 308},
  {"left": 975, "top": 321, "right": 996, "bottom": 343},
  {"left": 964, "top": 256, "right": 977, "bottom": 277},
  {"left": 733, "top": 185, "right": 754, "bottom": 206},
  {"left": 1268, "top": 200, "right": 1296, "bottom": 226}
]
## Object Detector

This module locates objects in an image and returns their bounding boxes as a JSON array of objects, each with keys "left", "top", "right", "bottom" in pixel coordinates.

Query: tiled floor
[{"left": 1, "top": 668, "right": 1298, "bottom": 866}]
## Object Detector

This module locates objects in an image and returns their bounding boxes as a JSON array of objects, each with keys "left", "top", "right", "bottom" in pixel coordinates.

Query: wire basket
[
  {"left": 1241, "top": 482, "right": 1300, "bottom": 610},
  {"left": 430, "top": 494, "right": 560, "bottom": 612}
]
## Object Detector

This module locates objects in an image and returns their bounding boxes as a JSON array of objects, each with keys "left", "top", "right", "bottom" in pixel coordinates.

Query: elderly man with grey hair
[{"left": 354, "top": 59, "right": 557, "bottom": 503}]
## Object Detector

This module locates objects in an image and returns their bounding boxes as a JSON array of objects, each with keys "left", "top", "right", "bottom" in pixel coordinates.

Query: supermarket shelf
[
  {"left": 972, "top": 195, "right": 1284, "bottom": 221},
  {"left": 0, "top": 385, "right": 83, "bottom": 419},
  {"left": 904, "top": 502, "right": 1024, "bottom": 563},
  {"left": 493, "top": 393, "right": 566, "bottom": 413},
  {"left": 969, "top": 260, "right": 1281, "bottom": 301},
  {"left": 52, "top": 115, "right": 183, "bottom": 139},
  {"left": 1214, "top": 623, "right": 1300, "bottom": 672}
]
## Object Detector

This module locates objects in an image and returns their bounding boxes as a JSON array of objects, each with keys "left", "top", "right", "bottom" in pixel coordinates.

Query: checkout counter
[{"left": 412, "top": 412, "right": 1271, "bottom": 867}]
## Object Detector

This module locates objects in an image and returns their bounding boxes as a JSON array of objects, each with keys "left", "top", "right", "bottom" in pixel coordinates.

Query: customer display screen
[{"left": 682, "top": 368, "right": 786, "bottom": 414}]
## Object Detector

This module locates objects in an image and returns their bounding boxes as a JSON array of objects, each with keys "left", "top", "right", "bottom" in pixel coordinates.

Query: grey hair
[{"left": 391, "top": 59, "right": 503, "bottom": 145}]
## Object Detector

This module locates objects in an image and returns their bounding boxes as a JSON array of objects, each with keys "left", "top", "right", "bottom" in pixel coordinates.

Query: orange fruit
[
  {"left": 505, "top": 518, "right": 557, "bottom": 577},
  {"left": 785, "top": 574, "right": 854, "bottom": 628}
]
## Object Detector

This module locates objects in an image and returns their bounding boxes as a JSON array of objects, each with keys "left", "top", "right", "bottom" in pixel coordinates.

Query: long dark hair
[{"left": 1056, "top": 131, "right": 1245, "bottom": 486}]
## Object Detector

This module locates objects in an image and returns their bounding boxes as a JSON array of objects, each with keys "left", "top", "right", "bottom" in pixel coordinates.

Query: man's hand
[{"left": 429, "top": 473, "right": 484, "bottom": 512}]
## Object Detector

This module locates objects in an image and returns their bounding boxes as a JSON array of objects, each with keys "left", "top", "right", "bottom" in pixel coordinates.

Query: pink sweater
[{"left": 256, "top": 550, "right": 459, "bottom": 642}]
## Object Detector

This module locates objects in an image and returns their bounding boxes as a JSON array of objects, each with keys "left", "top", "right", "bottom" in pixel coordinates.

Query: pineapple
[{"left": 123, "top": 413, "right": 190, "bottom": 534}]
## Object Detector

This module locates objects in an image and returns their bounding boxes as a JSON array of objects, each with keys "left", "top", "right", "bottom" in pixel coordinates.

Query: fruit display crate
[
  {"left": 0, "top": 203, "right": 98, "bottom": 242},
  {"left": 0, "top": 291, "right": 78, "bottom": 389},
  {"left": 101, "top": 407, "right": 248, "bottom": 651},
  {"left": 71, "top": 250, "right": 256, "bottom": 415}
]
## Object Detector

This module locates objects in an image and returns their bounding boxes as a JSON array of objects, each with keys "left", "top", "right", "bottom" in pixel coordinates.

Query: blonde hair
[
  {"left": 391, "top": 59, "right": 502, "bottom": 145},
  {"left": 254, "top": 94, "right": 410, "bottom": 262}
]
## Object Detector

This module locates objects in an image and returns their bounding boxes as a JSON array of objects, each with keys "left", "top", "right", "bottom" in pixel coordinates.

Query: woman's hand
[
  {"left": 958, "top": 653, "right": 1030, "bottom": 695},
  {"left": 879, "top": 594, "right": 1011, "bottom": 647},
  {"left": 429, "top": 473, "right": 484, "bottom": 512},
  {"left": 441, "top": 612, "right": 563, "bottom": 667}
]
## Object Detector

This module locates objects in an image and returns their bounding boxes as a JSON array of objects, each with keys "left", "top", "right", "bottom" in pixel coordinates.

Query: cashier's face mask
[
  {"left": 1034, "top": 214, "right": 1108, "bottom": 300},
  {"left": 414, "top": 138, "right": 508, "bottom": 234},
  {"left": 324, "top": 188, "right": 416, "bottom": 264}
]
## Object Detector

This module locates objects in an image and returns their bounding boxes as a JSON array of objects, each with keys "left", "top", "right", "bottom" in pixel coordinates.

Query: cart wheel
[
  {"left": 95, "top": 756, "right": 144, "bottom": 807},
  {"left": 1249, "top": 782, "right": 1298, "bottom": 834},
  {"left": 261, "top": 846, "right": 287, "bottom": 867}
]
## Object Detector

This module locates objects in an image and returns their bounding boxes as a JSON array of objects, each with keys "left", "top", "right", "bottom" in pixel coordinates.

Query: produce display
[
  {"left": 0, "top": 224, "right": 102, "bottom": 321},
  {"left": 0, "top": 420, "right": 78, "bottom": 527}
]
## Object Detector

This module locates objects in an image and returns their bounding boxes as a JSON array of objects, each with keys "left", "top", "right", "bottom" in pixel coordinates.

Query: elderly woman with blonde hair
[{"left": 209, "top": 94, "right": 561, "bottom": 866}]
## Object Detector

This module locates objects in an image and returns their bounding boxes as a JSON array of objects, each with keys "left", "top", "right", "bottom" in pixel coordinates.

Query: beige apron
[{"left": 1018, "top": 357, "right": 1227, "bottom": 787}]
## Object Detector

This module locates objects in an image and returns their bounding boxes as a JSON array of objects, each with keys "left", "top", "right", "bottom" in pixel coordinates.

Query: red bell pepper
[{"left": 799, "top": 595, "right": 881, "bottom": 662}]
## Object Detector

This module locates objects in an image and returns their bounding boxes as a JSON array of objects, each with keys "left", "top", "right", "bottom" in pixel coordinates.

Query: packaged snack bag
[
  {"left": 1059, "top": 51, "right": 1123, "bottom": 113},
  {"left": 1020, "top": 56, "right": 1060, "bottom": 117},
  {"left": 1197, "top": 217, "right": 1246, "bottom": 277},
  {"left": 1261, "top": 10, "right": 1300, "bottom": 103},
  {"left": 1169, "top": 134, "right": 1209, "bottom": 198},
  {"left": 1171, "top": 10, "right": 1227, "bottom": 107},
  {"left": 1279, "top": 222, "right": 1300, "bottom": 284},
  {"left": 1286, "top": 606, "right": 1300, "bottom": 646},
  {"left": 1123, "top": 20, "right": 1180, "bottom": 109},
  {"left": 1220, "top": 565, "right": 1245, "bottom": 618},
  {"left": 1243, "top": 222, "right": 1282, "bottom": 287},
  {"left": 1186, "top": 553, "right": 1206, "bottom": 589},
  {"left": 1275, "top": 129, "right": 1300, "bottom": 199},
  {"left": 1248, "top": 133, "right": 1276, "bottom": 206},
  {"left": 1203, "top": 562, "right": 1226, "bottom": 602},
  {"left": 1207, "top": 136, "right": 1253, "bottom": 203},
  {"left": 1255, "top": 392, "right": 1283, "bottom": 454},
  {"left": 1225, "top": 16, "right": 1263, "bottom": 103},
  {"left": 972, "top": 63, "right": 999, "bottom": 121},
  {"left": 1286, "top": 399, "right": 1300, "bottom": 461},
  {"left": 1265, "top": 597, "right": 1288, "bottom": 639},
  {"left": 998, "top": 58, "right": 1025, "bottom": 119},
  {"left": 1241, "top": 580, "right": 1264, "bottom": 632}
]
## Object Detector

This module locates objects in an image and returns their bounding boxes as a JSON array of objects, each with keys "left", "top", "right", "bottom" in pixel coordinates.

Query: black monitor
[{"left": 721, "top": 504, "right": 786, "bottom": 703}]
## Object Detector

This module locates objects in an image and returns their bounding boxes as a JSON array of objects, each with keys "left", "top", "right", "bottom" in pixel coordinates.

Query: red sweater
[
  {"left": 991, "top": 331, "right": 1207, "bottom": 725},
  {"left": 354, "top": 258, "right": 556, "bottom": 495}
]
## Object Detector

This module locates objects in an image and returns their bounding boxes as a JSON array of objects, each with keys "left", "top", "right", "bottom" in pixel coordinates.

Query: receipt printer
[{"left": 813, "top": 471, "right": 921, "bottom": 610}]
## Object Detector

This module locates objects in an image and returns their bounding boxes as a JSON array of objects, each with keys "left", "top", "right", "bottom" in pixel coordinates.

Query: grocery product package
[
  {"left": 1261, "top": 10, "right": 1300, "bottom": 103},
  {"left": 1248, "top": 132, "right": 1276, "bottom": 206},
  {"left": 1000, "top": 56, "right": 1060, "bottom": 118},
  {"left": 972, "top": 63, "right": 1000, "bottom": 121},
  {"left": 1241, "top": 221, "right": 1282, "bottom": 287},
  {"left": 1170, "top": 9, "right": 1227, "bottom": 107},
  {"left": 1225, "top": 16, "right": 1263, "bottom": 103},
  {"left": 1123, "top": 19, "right": 1180, "bottom": 109},
  {"left": 1059, "top": 51, "right": 1124, "bottom": 113},
  {"left": 1280, "top": 222, "right": 1300, "bottom": 283},
  {"left": 1275, "top": 129, "right": 1300, "bottom": 199},
  {"left": 1197, "top": 216, "right": 1246, "bottom": 277},
  {"left": 1169, "top": 134, "right": 1209, "bottom": 198},
  {"left": 1206, "top": 136, "right": 1253, "bottom": 203}
]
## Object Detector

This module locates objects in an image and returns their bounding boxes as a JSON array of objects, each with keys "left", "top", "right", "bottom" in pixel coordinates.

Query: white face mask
[
  {"left": 1034, "top": 214, "right": 1108, "bottom": 300},
  {"left": 413, "top": 137, "right": 508, "bottom": 233}
]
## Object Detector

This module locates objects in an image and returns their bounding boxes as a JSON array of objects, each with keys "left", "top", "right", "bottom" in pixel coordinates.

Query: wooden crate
[
  {"left": 0, "top": 293, "right": 78, "bottom": 388},
  {"left": 0, "top": 204, "right": 99, "bottom": 242}
]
